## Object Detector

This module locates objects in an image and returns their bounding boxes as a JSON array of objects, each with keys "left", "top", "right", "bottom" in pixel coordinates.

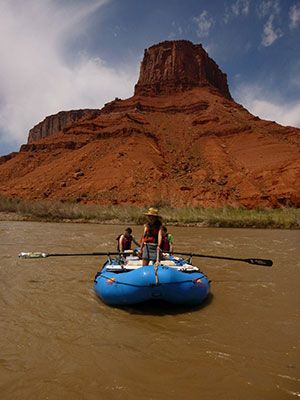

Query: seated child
[
  {"left": 160, "top": 225, "right": 174, "bottom": 253},
  {"left": 116, "top": 227, "right": 140, "bottom": 253}
]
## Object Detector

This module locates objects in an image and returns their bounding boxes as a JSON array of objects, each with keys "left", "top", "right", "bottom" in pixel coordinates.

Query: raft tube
[{"left": 94, "top": 258, "right": 210, "bottom": 306}]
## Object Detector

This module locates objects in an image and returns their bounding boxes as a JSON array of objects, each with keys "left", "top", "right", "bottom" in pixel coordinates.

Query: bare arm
[
  {"left": 140, "top": 225, "right": 148, "bottom": 251},
  {"left": 157, "top": 228, "right": 163, "bottom": 249},
  {"left": 155, "top": 228, "right": 163, "bottom": 264},
  {"left": 118, "top": 235, "right": 124, "bottom": 253},
  {"left": 132, "top": 236, "right": 140, "bottom": 247}
]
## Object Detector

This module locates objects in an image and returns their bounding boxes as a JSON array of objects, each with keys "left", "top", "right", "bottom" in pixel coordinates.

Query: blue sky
[{"left": 0, "top": 0, "right": 299, "bottom": 155}]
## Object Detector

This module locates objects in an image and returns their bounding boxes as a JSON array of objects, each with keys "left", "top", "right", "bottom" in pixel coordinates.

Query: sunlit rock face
[
  {"left": 134, "top": 40, "right": 231, "bottom": 99},
  {"left": 0, "top": 40, "right": 299, "bottom": 208},
  {"left": 28, "top": 109, "right": 101, "bottom": 143}
]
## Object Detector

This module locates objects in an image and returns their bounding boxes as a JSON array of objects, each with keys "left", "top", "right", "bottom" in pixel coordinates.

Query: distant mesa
[
  {"left": 0, "top": 40, "right": 299, "bottom": 208},
  {"left": 28, "top": 109, "right": 101, "bottom": 143}
]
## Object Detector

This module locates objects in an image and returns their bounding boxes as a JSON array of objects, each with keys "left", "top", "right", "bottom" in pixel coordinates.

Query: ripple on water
[{"left": 1, "top": 222, "right": 299, "bottom": 400}]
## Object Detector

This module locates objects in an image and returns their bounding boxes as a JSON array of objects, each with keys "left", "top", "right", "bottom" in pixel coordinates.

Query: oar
[
  {"left": 18, "top": 251, "right": 120, "bottom": 259},
  {"left": 19, "top": 251, "right": 273, "bottom": 267},
  {"left": 173, "top": 252, "right": 273, "bottom": 267}
]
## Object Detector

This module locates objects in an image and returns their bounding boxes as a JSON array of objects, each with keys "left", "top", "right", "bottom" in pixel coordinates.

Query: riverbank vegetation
[{"left": 0, "top": 196, "right": 299, "bottom": 229}]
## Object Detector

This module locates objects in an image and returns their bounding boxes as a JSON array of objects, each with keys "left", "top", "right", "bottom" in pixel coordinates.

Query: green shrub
[{"left": 0, "top": 195, "right": 299, "bottom": 229}]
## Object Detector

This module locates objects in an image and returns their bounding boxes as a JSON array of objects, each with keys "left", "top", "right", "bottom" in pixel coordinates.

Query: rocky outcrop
[
  {"left": 0, "top": 152, "right": 18, "bottom": 165},
  {"left": 134, "top": 40, "right": 231, "bottom": 99},
  {"left": 0, "top": 40, "right": 299, "bottom": 208},
  {"left": 28, "top": 109, "right": 101, "bottom": 143},
  {"left": 28, "top": 41, "right": 231, "bottom": 143}
]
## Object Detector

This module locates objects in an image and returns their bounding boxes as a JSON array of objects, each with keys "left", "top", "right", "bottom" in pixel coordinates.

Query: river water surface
[{"left": 0, "top": 221, "right": 299, "bottom": 399}]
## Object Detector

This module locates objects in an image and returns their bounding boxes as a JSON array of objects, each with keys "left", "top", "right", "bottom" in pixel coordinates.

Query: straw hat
[{"left": 144, "top": 207, "right": 161, "bottom": 217}]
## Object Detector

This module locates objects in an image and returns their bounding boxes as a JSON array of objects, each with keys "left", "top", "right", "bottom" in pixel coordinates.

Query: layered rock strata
[
  {"left": 28, "top": 109, "right": 101, "bottom": 142},
  {"left": 0, "top": 40, "right": 299, "bottom": 208},
  {"left": 134, "top": 40, "right": 231, "bottom": 99}
]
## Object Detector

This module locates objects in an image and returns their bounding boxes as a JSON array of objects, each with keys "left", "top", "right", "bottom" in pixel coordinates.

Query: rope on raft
[{"left": 95, "top": 273, "right": 204, "bottom": 288}]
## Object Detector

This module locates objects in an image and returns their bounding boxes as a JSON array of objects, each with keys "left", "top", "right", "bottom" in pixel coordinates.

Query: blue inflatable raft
[{"left": 94, "top": 254, "right": 210, "bottom": 306}]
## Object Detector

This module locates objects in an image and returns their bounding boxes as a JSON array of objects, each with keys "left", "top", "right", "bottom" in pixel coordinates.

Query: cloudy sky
[{"left": 0, "top": 0, "right": 299, "bottom": 155}]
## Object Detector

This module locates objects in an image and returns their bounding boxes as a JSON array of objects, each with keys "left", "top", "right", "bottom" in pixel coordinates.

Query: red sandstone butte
[
  {"left": 0, "top": 40, "right": 299, "bottom": 208},
  {"left": 134, "top": 41, "right": 231, "bottom": 99}
]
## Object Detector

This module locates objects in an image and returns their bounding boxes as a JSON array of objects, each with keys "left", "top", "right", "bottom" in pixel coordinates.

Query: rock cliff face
[
  {"left": 0, "top": 40, "right": 299, "bottom": 208},
  {"left": 28, "top": 109, "right": 101, "bottom": 143},
  {"left": 134, "top": 40, "right": 231, "bottom": 99}
]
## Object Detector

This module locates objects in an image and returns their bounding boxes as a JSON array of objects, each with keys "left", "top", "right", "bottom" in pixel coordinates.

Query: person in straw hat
[{"left": 140, "top": 207, "right": 163, "bottom": 266}]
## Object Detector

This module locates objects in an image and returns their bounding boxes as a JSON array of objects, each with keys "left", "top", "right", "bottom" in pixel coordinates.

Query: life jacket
[
  {"left": 116, "top": 234, "right": 132, "bottom": 252},
  {"left": 160, "top": 234, "right": 170, "bottom": 252},
  {"left": 143, "top": 222, "right": 161, "bottom": 244}
]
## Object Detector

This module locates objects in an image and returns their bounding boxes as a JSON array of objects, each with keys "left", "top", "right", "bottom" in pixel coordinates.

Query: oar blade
[
  {"left": 18, "top": 252, "right": 49, "bottom": 259},
  {"left": 245, "top": 258, "right": 273, "bottom": 267}
]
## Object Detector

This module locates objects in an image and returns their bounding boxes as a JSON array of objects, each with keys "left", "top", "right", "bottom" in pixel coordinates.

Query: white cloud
[
  {"left": 234, "top": 83, "right": 300, "bottom": 128},
  {"left": 168, "top": 21, "right": 185, "bottom": 39},
  {"left": 256, "top": 0, "right": 283, "bottom": 46},
  {"left": 248, "top": 100, "right": 300, "bottom": 127},
  {"left": 224, "top": 0, "right": 250, "bottom": 23},
  {"left": 0, "top": 0, "right": 137, "bottom": 150},
  {"left": 261, "top": 15, "right": 283, "bottom": 46},
  {"left": 289, "top": 3, "right": 300, "bottom": 28},
  {"left": 257, "top": 0, "right": 280, "bottom": 18},
  {"left": 193, "top": 11, "right": 215, "bottom": 38}
]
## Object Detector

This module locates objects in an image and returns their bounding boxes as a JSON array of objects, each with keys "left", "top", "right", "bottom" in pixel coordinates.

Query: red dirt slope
[{"left": 0, "top": 40, "right": 299, "bottom": 208}]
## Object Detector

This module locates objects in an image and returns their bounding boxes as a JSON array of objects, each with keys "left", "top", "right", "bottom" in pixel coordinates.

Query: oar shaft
[
  {"left": 175, "top": 252, "right": 246, "bottom": 261},
  {"left": 19, "top": 251, "right": 120, "bottom": 259},
  {"left": 49, "top": 253, "right": 119, "bottom": 257},
  {"left": 174, "top": 252, "right": 272, "bottom": 266}
]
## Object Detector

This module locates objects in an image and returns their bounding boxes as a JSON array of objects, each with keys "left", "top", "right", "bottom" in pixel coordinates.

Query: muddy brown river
[{"left": 0, "top": 221, "right": 299, "bottom": 399}]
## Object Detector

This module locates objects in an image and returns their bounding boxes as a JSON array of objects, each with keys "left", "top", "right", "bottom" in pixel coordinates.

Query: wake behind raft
[{"left": 94, "top": 253, "right": 210, "bottom": 306}]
